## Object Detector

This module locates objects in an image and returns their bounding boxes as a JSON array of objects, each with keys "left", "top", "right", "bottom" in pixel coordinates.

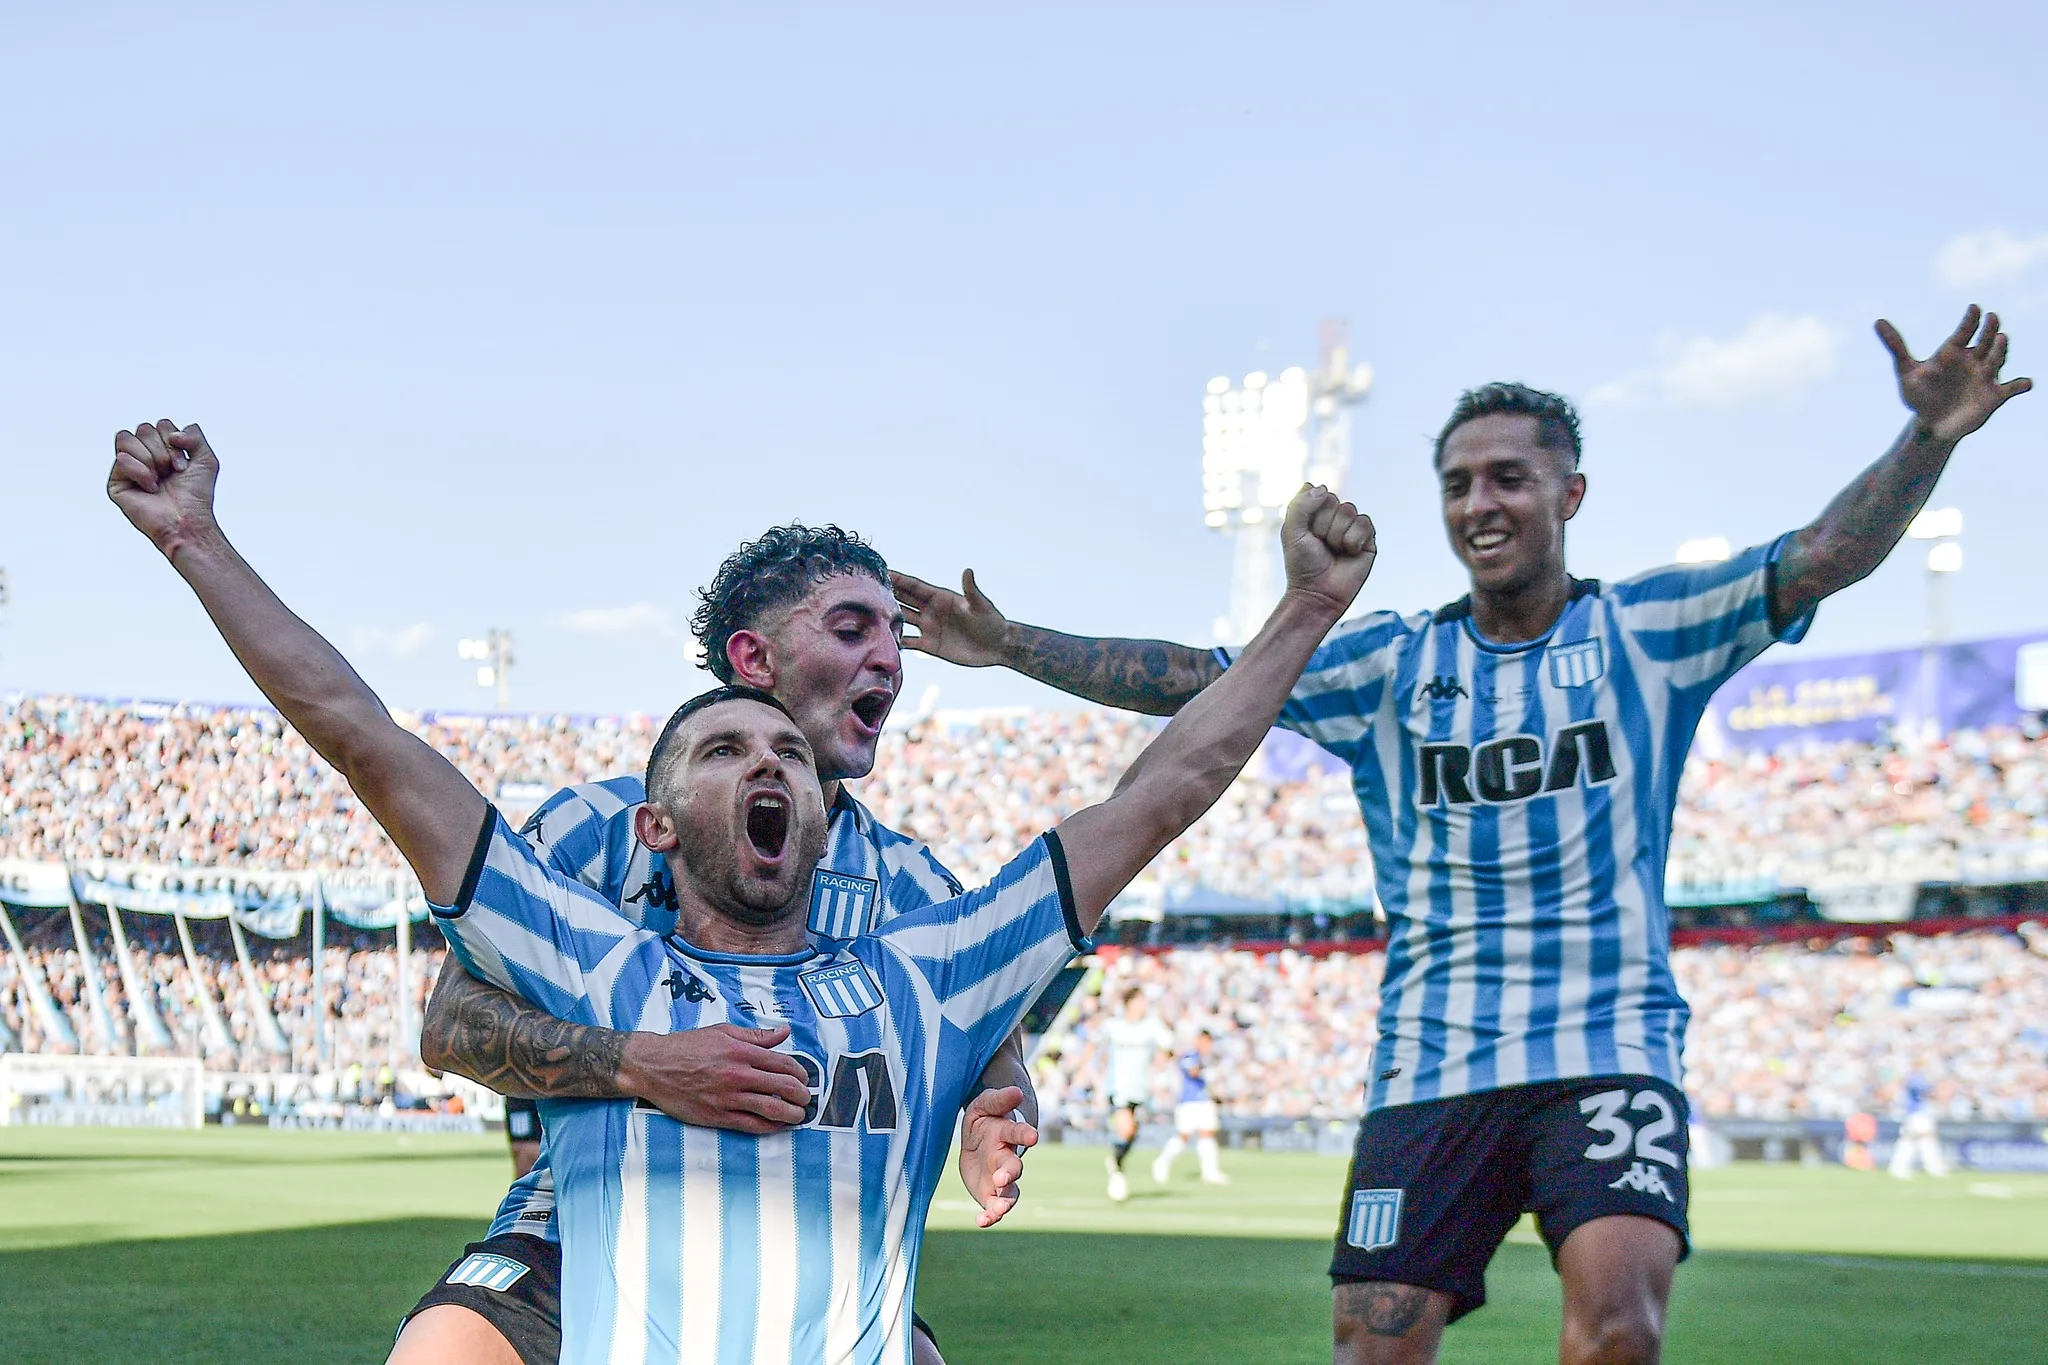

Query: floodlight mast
[{"left": 1201, "top": 320, "right": 1372, "bottom": 645}]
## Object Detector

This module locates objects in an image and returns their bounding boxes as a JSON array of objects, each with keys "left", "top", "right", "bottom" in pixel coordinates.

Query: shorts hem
[
  {"left": 1328, "top": 1268, "right": 1484, "bottom": 1325},
  {"left": 1537, "top": 1195, "right": 1691, "bottom": 1267}
]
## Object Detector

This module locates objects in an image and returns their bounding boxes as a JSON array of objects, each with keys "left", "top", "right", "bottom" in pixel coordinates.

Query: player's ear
[
  {"left": 1560, "top": 469, "right": 1586, "bottom": 523},
  {"left": 634, "top": 802, "right": 681, "bottom": 854},
  {"left": 725, "top": 629, "right": 774, "bottom": 689}
]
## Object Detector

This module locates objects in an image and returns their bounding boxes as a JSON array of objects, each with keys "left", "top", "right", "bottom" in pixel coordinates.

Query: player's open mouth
[
  {"left": 848, "top": 688, "right": 893, "bottom": 735},
  {"left": 745, "top": 792, "right": 789, "bottom": 860},
  {"left": 1467, "top": 529, "right": 1510, "bottom": 557}
]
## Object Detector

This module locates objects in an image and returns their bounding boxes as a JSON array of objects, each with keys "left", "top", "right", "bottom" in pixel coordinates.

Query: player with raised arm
[
  {"left": 891, "top": 308, "right": 2028, "bottom": 1365},
  {"left": 401, "top": 526, "right": 1035, "bottom": 1365},
  {"left": 106, "top": 423, "right": 1374, "bottom": 1365}
]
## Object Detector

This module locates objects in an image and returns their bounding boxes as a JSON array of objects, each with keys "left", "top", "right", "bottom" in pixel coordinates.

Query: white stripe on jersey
[
  {"left": 609, "top": 1119, "right": 650, "bottom": 1365},
  {"left": 1228, "top": 538, "right": 1808, "bottom": 1111}
]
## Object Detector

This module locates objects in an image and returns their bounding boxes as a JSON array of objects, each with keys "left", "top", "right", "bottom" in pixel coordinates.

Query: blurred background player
[
  {"left": 1153, "top": 1030, "right": 1228, "bottom": 1186},
  {"left": 1100, "top": 987, "right": 1172, "bottom": 1201},
  {"left": 893, "top": 307, "right": 2029, "bottom": 1365},
  {"left": 1888, "top": 1076, "right": 1949, "bottom": 1180}
]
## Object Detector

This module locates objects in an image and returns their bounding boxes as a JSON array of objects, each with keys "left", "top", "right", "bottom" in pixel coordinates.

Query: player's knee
[
  {"left": 388, "top": 1305, "right": 524, "bottom": 1365},
  {"left": 1561, "top": 1306, "right": 1663, "bottom": 1365},
  {"left": 1332, "top": 1282, "right": 1446, "bottom": 1365}
]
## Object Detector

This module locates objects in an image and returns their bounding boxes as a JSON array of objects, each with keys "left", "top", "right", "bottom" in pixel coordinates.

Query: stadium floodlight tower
[{"left": 1201, "top": 320, "right": 1373, "bottom": 645}]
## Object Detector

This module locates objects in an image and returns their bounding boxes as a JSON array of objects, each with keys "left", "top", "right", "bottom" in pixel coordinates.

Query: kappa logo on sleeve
[
  {"left": 808, "top": 870, "right": 879, "bottom": 940},
  {"left": 446, "top": 1252, "right": 531, "bottom": 1292},
  {"left": 1346, "top": 1188, "right": 1404, "bottom": 1252}
]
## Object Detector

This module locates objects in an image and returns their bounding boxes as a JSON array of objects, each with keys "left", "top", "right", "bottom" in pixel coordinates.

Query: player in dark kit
[{"left": 891, "top": 308, "right": 2028, "bottom": 1364}]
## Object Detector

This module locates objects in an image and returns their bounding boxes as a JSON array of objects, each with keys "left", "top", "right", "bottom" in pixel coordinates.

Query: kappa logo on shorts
[
  {"left": 1346, "top": 1188, "right": 1404, "bottom": 1252},
  {"left": 808, "top": 870, "right": 879, "bottom": 940},
  {"left": 1608, "top": 1161, "right": 1677, "bottom": 1203},
  {"left": 447, "top": 1252, "right": 531, "bottom": 1292}
]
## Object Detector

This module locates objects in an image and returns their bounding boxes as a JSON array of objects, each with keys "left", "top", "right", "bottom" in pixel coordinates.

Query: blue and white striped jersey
[
  {"left": 1220, "top": 539, "right": 1810, "bottom": 1112},
  {"left": 488, "top": 777, "right": 963, "bottom": 1244},
  {"left": 437, "top": 811, "right": 1084, "bottom": 1365}
]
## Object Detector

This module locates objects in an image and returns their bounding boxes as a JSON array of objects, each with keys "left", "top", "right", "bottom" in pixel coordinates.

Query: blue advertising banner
[{"left": 1702, "top": 631, "right": 2048, "bottom": 753}]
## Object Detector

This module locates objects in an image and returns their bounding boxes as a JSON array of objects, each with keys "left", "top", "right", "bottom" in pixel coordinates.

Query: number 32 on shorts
[{"left": 1578, "top": 1089, "right": 1681, "bottom": 1167}]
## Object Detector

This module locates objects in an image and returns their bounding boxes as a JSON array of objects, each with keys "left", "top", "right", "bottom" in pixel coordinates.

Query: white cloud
[
  {"left": 1936, "top": 229, "right": 2048, "bottom": 288},
  {"left": 551, "top": 602, "right": 680, "bottom": 639},
  {"left": 1591, "top": 314, "right": 1837, "bottom": 408},
  {"left": 349, "top": 622, "right": 434, "bottom": 657}
]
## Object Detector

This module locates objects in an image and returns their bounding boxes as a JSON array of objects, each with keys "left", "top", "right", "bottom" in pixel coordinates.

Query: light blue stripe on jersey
[
  {"left": 439, "top": 813, "right": 1082, "bottom": 1365},
  {"left": 488, "top": 778, "right": 961, "bottom": 1246},
  {"left": 1225, "top": 537, "right": 1810, "bottom": 1112}
]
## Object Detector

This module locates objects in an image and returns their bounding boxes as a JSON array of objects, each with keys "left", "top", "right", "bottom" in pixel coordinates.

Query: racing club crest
[
  {"left": 808, "top": 870, "right": 878, "bottom": 940},
  {"left": 1548, "top": 638, "right": 1605, "bottom": 689},
  {"left": 1347, "top": 1188, "right": 1403, "bottom": 1252}
]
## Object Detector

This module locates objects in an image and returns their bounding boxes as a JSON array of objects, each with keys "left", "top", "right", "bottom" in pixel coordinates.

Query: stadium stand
[{"left": 3, "top": 691, "right": 2047, "bottom": 1128}]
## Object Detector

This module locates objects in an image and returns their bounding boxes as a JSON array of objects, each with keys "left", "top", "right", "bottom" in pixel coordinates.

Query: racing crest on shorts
[
  {"left": 447, "top": 1252, "right": 531, "bottom": 1292},
  {"left": 1347, "top": 1188, "right": 1403, "bottom": 1252},
  {"left": 808, "top": 870, "right": 878, "bottom": 939}
]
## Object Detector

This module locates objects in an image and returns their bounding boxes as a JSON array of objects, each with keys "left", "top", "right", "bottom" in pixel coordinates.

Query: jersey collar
[{"left": 1435, "top": 577, "right": 1601, "bottom": 654}]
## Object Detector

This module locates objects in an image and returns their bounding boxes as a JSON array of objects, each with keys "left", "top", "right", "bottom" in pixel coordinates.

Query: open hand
[
  {"left": 1878, "top": 306, "right": 2031, "bottom": 446},
  {"left": 892, "top": 569, "right": 1012, "bottom": 668},
  {"left": 1281, "top": 484, "right": 1377, "bottom": 617},
  {"left": 956, "top": 1084, "right": 1037, "bottom": 1227},
  {"left": 108, "top": 420, "right": 222, "bottom": 558}
]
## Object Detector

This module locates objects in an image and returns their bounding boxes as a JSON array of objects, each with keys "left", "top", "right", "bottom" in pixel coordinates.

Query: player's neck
[
  {"left": 1468, "top": 567, "right": 1573, "bottom": 645},
  {"left": 671, "top": 889, "right": 812, "bottom": 956}
]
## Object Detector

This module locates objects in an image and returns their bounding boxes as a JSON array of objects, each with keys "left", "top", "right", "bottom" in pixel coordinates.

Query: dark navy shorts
[{"left": 1331, "top": 1075, "right": 1691, "bottom": 1322}]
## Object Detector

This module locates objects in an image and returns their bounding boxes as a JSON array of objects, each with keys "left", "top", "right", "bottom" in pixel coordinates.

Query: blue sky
[{"left": 5, "top": 4, "right": 2044, "bottom": 717}]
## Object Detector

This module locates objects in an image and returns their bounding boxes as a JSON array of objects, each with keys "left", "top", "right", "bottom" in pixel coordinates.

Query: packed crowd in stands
[
  {"left": 1669, "top": 726, "right": 2048, "bottom": 892},
  {"left": 5, "top": 692, "right": 2048, "bottom": 1121},
  {"left": 0, "top": 919, "right": 441, "bottom": 1080},
  {"left": 1044, "top": 927, "right": 2048, "bottom": 1125}
]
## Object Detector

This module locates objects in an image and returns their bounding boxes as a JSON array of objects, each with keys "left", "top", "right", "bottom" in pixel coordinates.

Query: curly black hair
[
  {"left": 1433, "top": 382, "right": 1583, "bottom": 470},
  {"left": 691, "top": 525, "right": 891, "bottom": 682}
]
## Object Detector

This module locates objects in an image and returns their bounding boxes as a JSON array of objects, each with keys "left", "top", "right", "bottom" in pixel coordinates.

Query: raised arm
[
  {"left": 1055, "top": 486, "right": 1374, "bottom": 928},
  {"left": 1771, "top": 307, "right": 2030, "bottom": 632},
  {"left": 892, "top": 569, "right": 1221, "bottom": 715},
  {"left": 107, "top": 421, "right": 483, "bottom": 901}
]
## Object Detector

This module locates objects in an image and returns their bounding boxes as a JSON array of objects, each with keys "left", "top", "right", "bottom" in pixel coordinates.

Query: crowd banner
[
  {"left": 0, "top": 860, "right": 426, "bottom": 937},
  {"left": 1809, "top": 883, "right": 1919, "bottom": 924},
  {"left": 1702, "top": 630, "right": 2048, "bottom": 754}
]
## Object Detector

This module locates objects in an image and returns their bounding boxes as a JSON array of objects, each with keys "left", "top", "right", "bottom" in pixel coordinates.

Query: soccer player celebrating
[
  {"left": 401, "top": 526, "right": 1034, "bottom": 1365},
  {"left": 890, "top": 308, "right": 2029, "bottom": 1364},
  {"left": 1098, "top": 987, "right": 1172, "bottom": 1201},
  {"left": 106, "top": 423, "right": 1375, "bottom": 1365},
  {"left": 1153, "top": 1030, "right": 1227, "bottom": 1186}
]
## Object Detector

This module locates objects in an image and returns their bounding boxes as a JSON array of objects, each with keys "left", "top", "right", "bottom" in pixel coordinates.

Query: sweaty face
[
  {"left": 1437, "top": 414, "right": 1584, "bottom": 598},
  {"left": 657, "top": 700, "right": 830, "bottom": 924},
  {"left": 756, "top": 573, "right": 904, "bottom": 782}
]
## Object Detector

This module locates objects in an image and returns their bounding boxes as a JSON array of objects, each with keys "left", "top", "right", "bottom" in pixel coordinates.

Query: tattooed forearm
[
  {"left": 1771, "top": 420, "right": 1955, "bottom": 635},
  {"left": 1003, "top": 625, "right": 1222, "bottom": 715},
  {"left": 1335, "top": 1281, "right": 1438, "bottom": 1340},
  {"left": 421, "top": 959, "right": 629, "bottom": 1099}
]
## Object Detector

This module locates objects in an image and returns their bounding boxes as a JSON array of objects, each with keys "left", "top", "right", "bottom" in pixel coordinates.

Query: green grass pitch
[{"left": 3, "top": 1128, "right": 2044, "bottom": 1363}]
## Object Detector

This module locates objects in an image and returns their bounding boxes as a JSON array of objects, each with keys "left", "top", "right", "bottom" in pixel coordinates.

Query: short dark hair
[
  {"left": 691, "top": 525, "right": 891, "bottom": 682},
  {"left": 645, "top": 685, "right": 794, "bottom": 803},
  {"left": 1433, "top": 382, "right": 1582, "bottom": 470}
]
